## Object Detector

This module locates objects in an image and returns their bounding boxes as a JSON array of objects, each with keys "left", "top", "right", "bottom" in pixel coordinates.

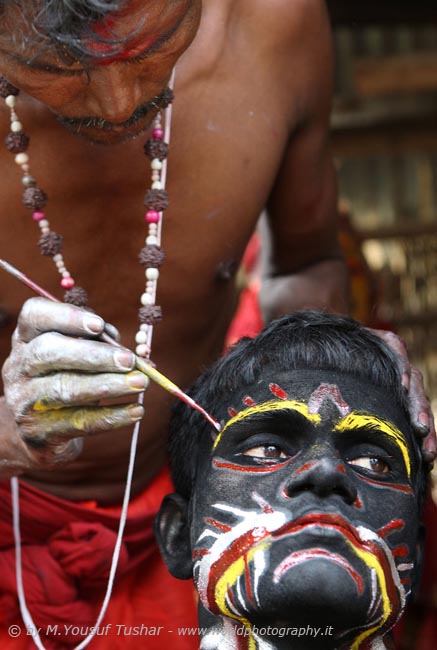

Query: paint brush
[{"left": 0, "top": 258, "right": 221, "bottom": 432}]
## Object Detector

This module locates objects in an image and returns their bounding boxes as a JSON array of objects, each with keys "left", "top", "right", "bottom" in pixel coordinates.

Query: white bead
[
  {"left": 141, "top": 292, "right": 153, "bottom": 305},
  {"left": 22, "top": 174, "right": 35, "bottom": 186},
  {"left": 151, "top": 181, "right": 163, "bottom": 190},
  {"left": 15, "top": 153, "right": 29, "bottom": 165},
  {"left": 53, "top": 254, "right": 63, "bottom": 262},
  {"left": 140, "top": 324, "right": 149, "bottom": 332},
  {"left": 146, "top": 235, "right": 158, "bottom": 245},
  {"left": 5, "top": 95, "right": 16, "bottom": 108},
  {"left": 39, "top": 219, "right": 49, "bottom": 228},
  {"left": 151, "top": 159, "right": 163, "bottom": 171},
  {"left": 136, "top": 343, "right": 151, "bottom": 358},
  {"left": 41, "top": 227, "right": 50, "bottom": 235},
  {"left": 146, "top": 282, "right": 155, "bottom": 291},
  {"left": 21, "top": 164, "right": 30, "bottom": 172},
  {"left": 146, "top": 268, "right": 159, "bottom": 281},
  {"left": 135, "top": 330, "right": 148, "bottom": 344},
  {"left": 58, "top": 266, "right": 66, "bottom": 274},
  {"left": 62, "top": 271, "right": 71, "bottom": 278},
  {"left": 11, "top": 121, "right": 23, "bottom": 132},
  {"left": 151, "top": 172, "right": 160, "bottom": 181}
]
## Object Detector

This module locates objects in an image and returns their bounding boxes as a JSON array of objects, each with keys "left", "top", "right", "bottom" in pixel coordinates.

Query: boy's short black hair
[{"left": 168, "top": 311, "right": 425, "bottom": 503}]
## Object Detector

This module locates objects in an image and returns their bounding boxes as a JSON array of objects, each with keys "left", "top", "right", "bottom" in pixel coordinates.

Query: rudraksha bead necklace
[{"left": 0, "top": 73, "right": 174, "bottom": 361}]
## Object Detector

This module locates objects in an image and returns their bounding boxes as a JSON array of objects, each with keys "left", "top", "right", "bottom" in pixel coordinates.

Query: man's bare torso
[{"left": 0, "top": 0, "right": 325, "bottom": 502}]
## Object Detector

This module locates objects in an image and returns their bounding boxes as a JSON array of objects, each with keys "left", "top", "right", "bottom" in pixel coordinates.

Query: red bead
[
  {"left": 32, "top": 211, "right": 45, "bottom": 221},
  {"left": 61, "top": 277, "right": 75, "bottom": 289},
  {"left": 152, "top": 128, "right": 164, "bottom": 139},
  {"left": 145, "top": 210, "right": 160, "bottom": 223}
]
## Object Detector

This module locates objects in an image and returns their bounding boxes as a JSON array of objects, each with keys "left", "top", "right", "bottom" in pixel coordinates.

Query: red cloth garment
[{"left": 0, "top": 469, "right": 198, "bottom": 650}]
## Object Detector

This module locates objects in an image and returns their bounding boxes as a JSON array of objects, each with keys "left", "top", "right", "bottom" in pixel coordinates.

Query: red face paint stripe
[
  {"left": 294, "top": 460, "right": 317, "bottom": 475},
  {"left": 205, "top": 517, "right": 233, "bottom": 533},
  {"left": 206, "top": 527, "right": 270, "bottom": 613},
  {"left": 359, "top": 475, "right": 414, "bottom": 494},
  {"left": 213, "top": 458, "right": 292, "bottom": 473},
  {"left": 377, "top": 520, "right": 405, "bottom": 538},
  {"left": 243, "top": 396, "right": 256, "bottom": 407},
  {"left": 392, "top": 545, "right": 409, "bottom": 558}
]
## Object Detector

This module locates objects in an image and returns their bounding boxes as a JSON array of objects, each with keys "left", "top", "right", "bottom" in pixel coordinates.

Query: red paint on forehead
[
  {"left": 87, "top": 14, "right": 157, "bottom": 64},
  {"left": 269, "top": 383, "right": 289, "bottom": 400}
]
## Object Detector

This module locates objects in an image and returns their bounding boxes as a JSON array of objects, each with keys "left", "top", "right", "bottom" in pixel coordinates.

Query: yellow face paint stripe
[
  {"left": 213, "top": 400, "right": 321, "bottom": 450},
  {"left": 346, "top": 541, "right": 392, "bottom": 649},
  {"left": 334, "top": 413, "right": 411, "bottom": 479},
  {"left": 215, "top": 542, "right": 271, "bottom": 649}
]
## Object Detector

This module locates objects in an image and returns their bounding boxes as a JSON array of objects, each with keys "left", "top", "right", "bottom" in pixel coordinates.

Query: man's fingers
[
  {"left": 17, "top": 297, "right": 104, "bottom": 342},
  {"left": 22, "top": 332, "right": 135, "bottom": 376},
  {"left": 16, "top": 371, "right": 148, "bottom": 415},
  {"left": 408, "top": 367, "right": 436, "bottom": 462},
  {"left": 373, "top": 329, "right": 411, "bottom": 389},
  {"left": 18, "top": 403, "right": 145, "bottom": 444}
]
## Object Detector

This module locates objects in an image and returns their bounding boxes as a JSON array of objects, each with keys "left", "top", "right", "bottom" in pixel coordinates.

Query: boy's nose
[{"left": 284, "top": 457, "right": 357, "bottom": 505}]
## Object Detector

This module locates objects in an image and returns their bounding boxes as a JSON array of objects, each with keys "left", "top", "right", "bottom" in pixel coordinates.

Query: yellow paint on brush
[
  {"left": 213, "top": 400, "right": 321, "bottom": 450},
  {"left": 33, "top": 399, "right": 54, "bottom": 412},
  {"left": 347, "top": 542, "right": 392, "bottom": 650},
  {"left": 215, "top": 542, "right": 272, "bottom": 649},
  {"left": 335, "top": 413, "right": 411, "bottom": 478}
]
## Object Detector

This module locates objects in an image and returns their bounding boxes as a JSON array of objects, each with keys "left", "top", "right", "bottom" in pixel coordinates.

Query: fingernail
[
  {"left": 128, "top": 404, "right": 144, "bottom": 421},
  {"left": 126, "top": 372, "right": 149, "bottom": 390},
  {"left": 114, "top": 350, "right": 135, "bottom": 370},
  {"left": 418, "top": 412, "right": 430, "bottom": 431},
  {"left": 83, "top": 314, "right": 104, "bottom": 334}
]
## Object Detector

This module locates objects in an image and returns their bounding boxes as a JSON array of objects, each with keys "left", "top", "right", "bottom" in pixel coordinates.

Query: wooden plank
[
  {"left": 354, "top": 53, "right": 437, "bottom": 97},
  {"left": 327, "top": 0, "right": 437, "bottom": 24}
]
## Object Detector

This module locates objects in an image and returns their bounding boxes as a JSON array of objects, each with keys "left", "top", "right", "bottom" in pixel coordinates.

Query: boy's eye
[
  {"left": 243, "top": 444, "right": 288, "bottom": 460},
  {"left": 348, "top": 456, "right": 390, "bottom": 474}
]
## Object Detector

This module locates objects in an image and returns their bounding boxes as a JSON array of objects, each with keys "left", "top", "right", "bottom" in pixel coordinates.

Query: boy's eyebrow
[
  {"left": 213, "top": 400, "right": 321, "bottom": 450},
  {"left": 334, "top": 413, "right": 412, "bottom": 478}
]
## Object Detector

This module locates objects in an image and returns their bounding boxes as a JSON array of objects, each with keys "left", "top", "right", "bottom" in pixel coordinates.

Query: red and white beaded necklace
[
  {"left": 1, "top": 71, "right": 175, "bottom": 650},
  {"left": 0, "top": 72, "right": 174, "bottom": 361}
]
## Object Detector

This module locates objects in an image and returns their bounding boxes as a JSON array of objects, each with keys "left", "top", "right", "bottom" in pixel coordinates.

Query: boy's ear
[{"left": 155, "top": 493, "right": 194, "bottom": 580}]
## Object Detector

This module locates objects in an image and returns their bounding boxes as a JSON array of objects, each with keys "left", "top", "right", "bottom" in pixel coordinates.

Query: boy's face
[{"left": 189, "top": 369, "right": 421, "bottom": 645}]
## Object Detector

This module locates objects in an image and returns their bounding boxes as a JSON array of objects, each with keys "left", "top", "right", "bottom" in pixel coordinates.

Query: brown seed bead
[
  {"left": 138, "top": 245, "right": 165, "bottom": 268},
  {"left": 23, "top": 187, "right": 48, "bottom": 211},
  {"left": 0, "top": 76, "right": 19, "bottom": 98},
  {"left": 144, "top": 189, "right": 169, "bottom": 212},
  {"left": 5, "top": 132, "right": 30, "bottom": 153},
  {"left": 39, "top": 231, "right": 63, "bottom": 256},
  {"left": 144, "top": 138, "right": 169, "bottom": 161},
  {"left": 138, "top": 305, "right": 163, "bottom": 325},
  {"left": 63, "top": 286, "right": 88, "bottom": 307}
]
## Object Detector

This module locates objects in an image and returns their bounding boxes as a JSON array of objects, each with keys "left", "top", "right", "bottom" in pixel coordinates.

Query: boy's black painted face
[{"left": 190, "top": 369, "right": 421, "bottom": 648}]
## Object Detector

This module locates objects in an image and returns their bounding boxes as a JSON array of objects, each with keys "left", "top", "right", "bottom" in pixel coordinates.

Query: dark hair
[
  {"left": 0, "top": 1, "right": 134, "bottom": 60},
  {"left": 168, "top": 311, "right": 426, "bottom": 502}
]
